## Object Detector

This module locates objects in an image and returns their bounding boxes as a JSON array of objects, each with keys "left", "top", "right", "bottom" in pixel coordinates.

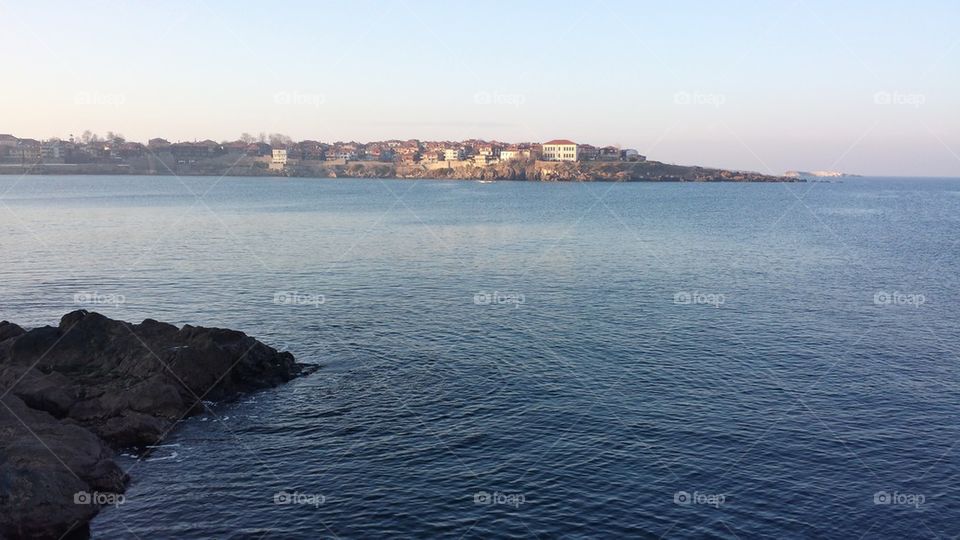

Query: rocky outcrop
[{"left": 0, "top": 311, "right": 315, "bottom": 539}]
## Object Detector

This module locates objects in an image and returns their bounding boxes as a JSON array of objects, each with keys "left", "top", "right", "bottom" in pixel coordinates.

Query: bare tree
[
  {"left": 240, "top": 133, "right": 255, "bottom": 144},
  {"left": 269, "top": 133, "right": 292, "bottom": 147}
]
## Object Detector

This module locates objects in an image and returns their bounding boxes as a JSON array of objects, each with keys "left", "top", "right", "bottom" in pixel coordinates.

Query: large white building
[
  {"left": 270, "top": 148, "right": 288, "bottom": 170},
  {"left": 542, "top": 139, "right": 578, "bottom": 161}
]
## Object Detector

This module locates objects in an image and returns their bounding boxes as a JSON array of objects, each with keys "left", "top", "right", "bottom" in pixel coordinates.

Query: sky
[{"left": 1, "top": 0, "right": 958, "bottom": 176}]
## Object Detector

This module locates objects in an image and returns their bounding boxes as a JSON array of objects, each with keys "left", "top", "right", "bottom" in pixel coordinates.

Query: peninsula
[{"left": 0, "top": 133, "right": 800, "bottom": 182}]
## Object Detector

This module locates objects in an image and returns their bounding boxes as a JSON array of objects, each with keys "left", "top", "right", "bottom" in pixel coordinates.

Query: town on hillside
[{"left": 0, "top": 133, "right": 646, "bottom": 170}]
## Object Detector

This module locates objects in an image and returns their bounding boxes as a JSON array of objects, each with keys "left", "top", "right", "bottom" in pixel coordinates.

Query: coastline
[{"left": 0, "top": 159, "right": 802, "bottom": 183}]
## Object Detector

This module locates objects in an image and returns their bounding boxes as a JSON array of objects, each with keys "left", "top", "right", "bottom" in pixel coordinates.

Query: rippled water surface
[{"left": 1, "top": 176, "right": 958, "bottom": 539}]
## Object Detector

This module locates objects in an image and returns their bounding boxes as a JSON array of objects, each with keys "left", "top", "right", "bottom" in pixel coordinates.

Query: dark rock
[
  {"left": 0, "top": 394, "right": 126, "bottom": 540},
  {"left": 0, "top": 311, "right": 314, "bottom": 539},
  {"left": 0, "top": 322, "right": 25, "bottom": 343}
]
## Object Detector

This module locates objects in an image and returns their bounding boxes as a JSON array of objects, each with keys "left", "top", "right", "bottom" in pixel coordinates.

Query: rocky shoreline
[
  {"left": 0, "top": 158, "right": 801, "bottom": 183},
  {"left": 0, "top": 311, "right": 315, "bottom": 539}
]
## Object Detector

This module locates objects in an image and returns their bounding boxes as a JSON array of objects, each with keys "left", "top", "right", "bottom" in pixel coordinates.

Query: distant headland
[{"left": 0, "top": 132, "right": 800, "bottom": 182}]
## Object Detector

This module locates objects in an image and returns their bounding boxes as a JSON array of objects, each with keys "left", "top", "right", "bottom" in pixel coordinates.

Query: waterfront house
[
  {"left": 147, "top": 138, "right": 171, "bottom": 151},
  {"left": 16, "top": 139, "right": 42, "bottom": 162},
  {"left": 542, "top": 139, "right": 578, "bottom": 161},
  {"left": 0, "top": 134, "right": 19, "bottom": 156},
  {"left": 270, "top": 149, "right": 288, "bottom": 170},
  {"left": 246, "top": 142, "right": 272, "bottom": 157},
  {"left": 41, "top": 140, "right": 69, "bottom": 162},
  {"left": 598, "top": 146, "right": 621, "bottom": 161},
  {"left": 170, "top": 140, "right": 223, "bottom": 158},
  {"left": 577, "top": 144, "right": 598, "bottom": 161},
  {"left": 443, "top": 148, "right": 464, "bottom": 161}
]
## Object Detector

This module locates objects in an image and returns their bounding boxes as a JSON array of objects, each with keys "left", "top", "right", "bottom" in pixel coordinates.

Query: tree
[
  {"left": 269, "top": 133, "right": 292, "bottom": 147},
  {"left": 81, "top": 130, "right": 93, "bottom": 144},
  {"left": 240, "top": 133, "right": 255, "bottom": 144}
]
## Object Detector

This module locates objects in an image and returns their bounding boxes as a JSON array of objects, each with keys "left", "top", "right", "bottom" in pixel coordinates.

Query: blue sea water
[{"left": 1, "top": 175, "right": 958, "bottom": 539}]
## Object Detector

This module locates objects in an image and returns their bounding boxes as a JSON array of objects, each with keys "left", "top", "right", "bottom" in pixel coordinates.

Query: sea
[{"left": 1, "top": 175, "right": 958, "bottom": 539}]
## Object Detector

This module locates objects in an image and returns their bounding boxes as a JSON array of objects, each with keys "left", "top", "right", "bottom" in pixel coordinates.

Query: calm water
[{"left": 1, "top": 175, "right": 958, "bottom": 539}]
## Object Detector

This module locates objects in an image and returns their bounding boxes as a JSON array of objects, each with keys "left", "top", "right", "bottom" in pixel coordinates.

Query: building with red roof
[{"left": 542, "top": 139, "right": 578, "bottom": 161}]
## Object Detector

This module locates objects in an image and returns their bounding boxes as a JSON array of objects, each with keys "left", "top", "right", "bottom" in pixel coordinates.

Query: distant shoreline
[{"left": 0, "top": 160, "right": 802, "bottom": 183}]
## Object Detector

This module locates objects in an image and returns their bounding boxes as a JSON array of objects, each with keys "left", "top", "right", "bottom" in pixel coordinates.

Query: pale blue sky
[{"left": 2, "top": 0, "right": 958, "bottom": 176}]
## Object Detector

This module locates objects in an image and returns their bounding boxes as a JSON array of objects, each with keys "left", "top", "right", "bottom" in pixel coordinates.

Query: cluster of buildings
[
  {"left": 268, "top": 138, "right": 645, "bottom": 169},
  {"left": 0, "top": 133, "right": 646, "bottom": 169}
]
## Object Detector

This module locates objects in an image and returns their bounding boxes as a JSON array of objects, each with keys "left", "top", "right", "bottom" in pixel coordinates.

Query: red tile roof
[{"left": 544, "top": 139, "right": 576, "bottom": 145}]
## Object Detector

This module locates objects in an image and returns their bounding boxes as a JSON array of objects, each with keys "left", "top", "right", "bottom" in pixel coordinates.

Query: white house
[
  {"left": 443, "top": 148, "right": 463, "bottom": 161},
  {"left": 500, "top": 149, "right": 519, "bottom": 161},
  {"left": 541, "top": 139, "right": 578, "bottom": 161},
  {"left": 270, "top": 148, "right": 288, "bottom": 170}
]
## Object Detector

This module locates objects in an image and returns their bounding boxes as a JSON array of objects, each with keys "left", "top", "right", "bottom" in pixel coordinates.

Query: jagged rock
[
  {"left": 0, "top": 322, "right": 25, "bottom": 343},
  {"left": 0, "top": 310, "right": 315, "bottom": 539}
]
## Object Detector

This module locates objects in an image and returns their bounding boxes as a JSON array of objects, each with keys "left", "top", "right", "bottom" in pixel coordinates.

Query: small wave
[{"left": 817, "top": 207, "right": 881, "bottom": 216}]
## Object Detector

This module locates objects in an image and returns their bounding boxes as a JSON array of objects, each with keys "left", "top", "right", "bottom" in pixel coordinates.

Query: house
[
  {"left": 541, "top": 139, "right": 578, "bottom": 161},
  {"left": 147, "top": 138, "right": 171, "bottom": 151},
  {"left": 118, "top": 142, "right": 145, "bottom": 158},
  {"left": 473, "top": 154, "right": 496, "bottom": 165},
  {"left": 327, "top": 142, "right": 360, "bottom": 161},
  {"left": 476, "top": 144, "right": 499, "bottom": 157},
  {"left": 577, "top": 144, "right": 598, "bottom": 161},
  {"left": 364, "top": 143, "right": 394, "bottom": 162},
  {"left": 16, "top": 139, "right": 42, "bottom": 162},
  {"left": 598, "top": 146, "right": 620, "bottom": 161},
  {"left": 443, "top": 148, "right": 463, "bottom": 161},
  {"left": 270, "top": 148, "right": 288, "bottom": 170},
  {"left": 420, "top": 150, "right": 443, "bottom": 163},
  {"left": 395, "top": 145, "right": 420, "bottom": 163},
  {"left": 246, "top": 142, "right": 272, "bottom": 157},
  {"left": 170, "top": 140, "right": 223, "bottom": 158},
  {"left": 40, "top": 140, "right": 66, "bottom": 162},
  {"left": 222, "top": 141, "right": 250, "bottom": 154},
  {"left": 297, "top": 141, "right": 326, "bottom": 161},
  {"left": 621, "top": 149, "right": 645, "bottom": 162},
  {"left": 500, "top": 149, "right": 520, "bottom": 161}
]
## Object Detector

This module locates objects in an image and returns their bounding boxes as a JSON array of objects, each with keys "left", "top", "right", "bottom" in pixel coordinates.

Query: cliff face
[
  {"left": 393, "top": 160, "right": 797, "bottom": 182},
  {"left": 295, "top": 158, "right": 798, "bottom": 182},
  {"left": 1, "top": 157, "right": 801, "bottom": 182},
  {"left": 0, "top": 311, "right": 314, "bottom": 539}
]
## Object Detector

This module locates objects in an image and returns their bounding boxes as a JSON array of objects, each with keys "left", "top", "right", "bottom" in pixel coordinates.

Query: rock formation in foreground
[{"left": 0, "top": 310, "right": 315, "bottom": 539}]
